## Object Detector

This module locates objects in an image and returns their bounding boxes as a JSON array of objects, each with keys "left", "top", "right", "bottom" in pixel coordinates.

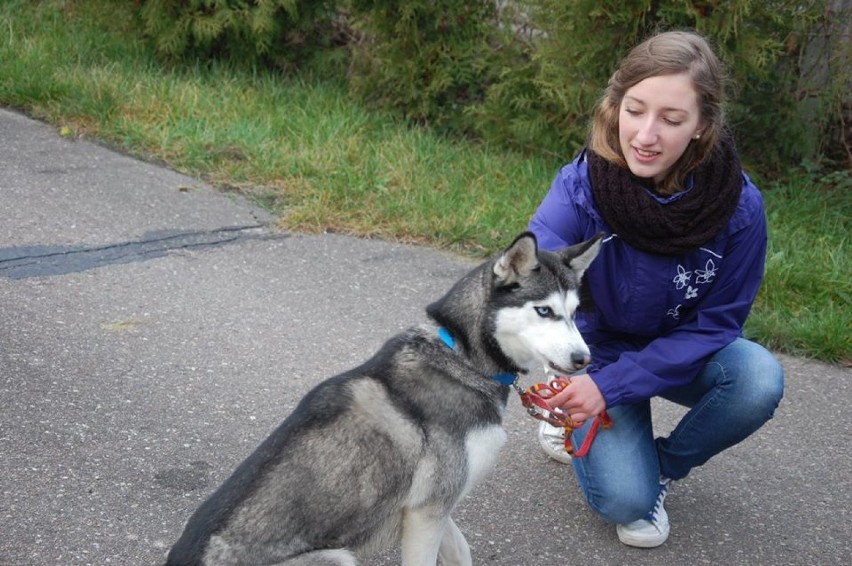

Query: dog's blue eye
[{"left": 535, "top": 306, "right": 554, "bottom": 318}]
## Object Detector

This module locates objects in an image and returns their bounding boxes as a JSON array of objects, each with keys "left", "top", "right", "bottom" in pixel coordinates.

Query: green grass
[
  {"left": 752, "top": 171, "right": 851, "bottom": 364},
  {"left": 1, "top": 0, "right": 849, "bottom": 365}
]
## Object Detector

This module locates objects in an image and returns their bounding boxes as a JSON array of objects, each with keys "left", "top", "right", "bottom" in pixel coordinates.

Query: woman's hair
[{"left": 588, "top": 30, "right": 728, "bottom": 195}]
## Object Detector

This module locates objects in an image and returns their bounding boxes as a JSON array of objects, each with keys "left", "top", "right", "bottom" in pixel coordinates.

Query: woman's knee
[
  {"left": 717, "top": 339, "right": 784, "bottom": 414},
  {"left": 571, "top": 401, "right": 659, "bottom": 523},
  {"left": 584, "top": 479, "right": 658, "bottom": 524}
]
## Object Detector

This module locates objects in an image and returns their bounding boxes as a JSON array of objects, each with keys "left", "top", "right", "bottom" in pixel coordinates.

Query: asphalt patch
[{"left": 0, "top": 225, "right": 273, "bottom": 279}]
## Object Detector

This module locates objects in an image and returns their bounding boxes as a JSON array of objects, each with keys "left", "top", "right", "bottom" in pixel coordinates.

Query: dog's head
[{"left": 427, "top": 232, "right": 603, "bottom": 377}]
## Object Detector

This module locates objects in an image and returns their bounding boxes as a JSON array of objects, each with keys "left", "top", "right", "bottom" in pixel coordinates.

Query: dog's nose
[{"left": 571, "top": 352, "right": 591, "bottom": 368}]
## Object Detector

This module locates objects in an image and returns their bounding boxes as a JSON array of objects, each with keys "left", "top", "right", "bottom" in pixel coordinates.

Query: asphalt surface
[{"left": 1, "top": 107, "right": 850, "bottom": 566}]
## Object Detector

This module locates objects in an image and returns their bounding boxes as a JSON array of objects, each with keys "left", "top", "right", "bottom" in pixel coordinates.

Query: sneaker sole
[{"left": 616, "top": 525, "right": 669, "bottom": 548}]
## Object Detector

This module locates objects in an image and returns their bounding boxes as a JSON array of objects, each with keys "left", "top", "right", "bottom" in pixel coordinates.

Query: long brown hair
[{"left": 588, "top": 31, "right": 728, "bottom": 195}]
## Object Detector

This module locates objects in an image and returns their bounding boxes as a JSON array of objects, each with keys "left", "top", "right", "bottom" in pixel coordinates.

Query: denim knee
[
  {"left": 717, "top": 339, "right": 785, "bottom": 419},
  {"left": 571, "top": 401, "right": 660, "bottom": 524},
  {"left": 584, "top": 477, "right": 659, "bottom": 524}
]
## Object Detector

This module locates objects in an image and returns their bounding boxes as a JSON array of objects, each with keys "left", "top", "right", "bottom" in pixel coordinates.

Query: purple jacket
[{"left": 529, "top": 150, "right": 767, "bottom": 407}]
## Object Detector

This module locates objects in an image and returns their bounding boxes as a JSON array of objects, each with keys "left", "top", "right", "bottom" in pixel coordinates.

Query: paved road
[{"left": 1, "top": 107, "right": 850, "bottom": 565}]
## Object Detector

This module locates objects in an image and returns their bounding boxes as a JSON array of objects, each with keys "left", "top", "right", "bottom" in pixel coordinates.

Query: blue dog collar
[
  {"left": 438, "top": 326, "right": 456, "bottom": 349},
  {"left": 437, "top": 327, "right": 516, "bottom": 386},
  {"left": 491, "top": 372, "right": 519, "bottom": 386}
]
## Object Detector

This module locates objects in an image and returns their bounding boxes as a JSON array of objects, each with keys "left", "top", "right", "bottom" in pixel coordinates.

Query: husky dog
[{"left": 166, "top": 231, "right": 603, "bottom": 566}]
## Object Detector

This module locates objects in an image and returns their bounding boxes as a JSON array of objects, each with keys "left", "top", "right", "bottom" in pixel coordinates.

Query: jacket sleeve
[{"left": 590, "top": 201, "right": 768, "bottom": 407}]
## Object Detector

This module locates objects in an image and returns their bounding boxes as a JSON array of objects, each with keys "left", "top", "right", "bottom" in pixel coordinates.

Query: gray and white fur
[{"left": 166, "top": 231, "right": 603, "bottom": 566}]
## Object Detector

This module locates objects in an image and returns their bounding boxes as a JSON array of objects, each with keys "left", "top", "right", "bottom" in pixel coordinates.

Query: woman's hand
[{"left": 547, "top": 374, "right": 606, "bottom": 427}]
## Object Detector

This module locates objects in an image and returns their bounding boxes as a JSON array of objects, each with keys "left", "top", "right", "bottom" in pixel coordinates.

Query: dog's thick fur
[{"left": 166, "top": 232, "right": 603, "bottom": 566}]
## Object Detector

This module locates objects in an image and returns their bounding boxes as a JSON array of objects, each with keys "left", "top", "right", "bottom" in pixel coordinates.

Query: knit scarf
[{"left": 587, "top": 136, "right": 743, "bottom": 255}]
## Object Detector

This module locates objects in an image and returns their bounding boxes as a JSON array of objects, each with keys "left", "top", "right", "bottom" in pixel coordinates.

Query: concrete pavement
[{"left": 1, "top": 107, "right": 850, "bottom": 565}]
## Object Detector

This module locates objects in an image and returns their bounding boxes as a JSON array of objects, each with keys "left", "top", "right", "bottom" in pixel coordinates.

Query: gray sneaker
[{"left": 616, "top": 478, "right": 671, "bottom": 548}]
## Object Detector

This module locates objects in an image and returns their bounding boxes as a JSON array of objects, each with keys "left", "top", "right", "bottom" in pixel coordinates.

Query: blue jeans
[{"left": 569, "top": 338, "right": 784, "bottom": 524}]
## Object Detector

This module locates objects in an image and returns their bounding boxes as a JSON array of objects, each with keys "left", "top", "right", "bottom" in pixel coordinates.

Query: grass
[
  {"left": 1, "top": 0, "right": 849, "bottom": 365},
  {"left": 752, "top": 170, "right": 851, "bottom": 363}
]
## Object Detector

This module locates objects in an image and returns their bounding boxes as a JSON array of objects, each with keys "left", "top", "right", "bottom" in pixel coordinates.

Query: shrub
[
  {"left": 140, "top": 0, "right": 850, "bottom": 173},
  {"left": 467, "top": 0, "right": 649, "bottom": 160},
  {"left": 469, "top": 0, "right": 849, "bottom": 170},
  {"left": 139, "top": 0, "right": 342, "bottom": 71},
  {"left": 346, "top": 0, "right": 516, "bottom": 136}
]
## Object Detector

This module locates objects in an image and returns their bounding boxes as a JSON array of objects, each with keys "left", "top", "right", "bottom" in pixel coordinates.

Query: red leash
[{"left": 516, "top": 378, "right": 612, "bottom": 457}]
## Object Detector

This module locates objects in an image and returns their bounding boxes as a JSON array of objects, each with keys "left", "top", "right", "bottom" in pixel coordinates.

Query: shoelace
[{"left": 645, "top": 481, "right": 670, "bottom": 522}]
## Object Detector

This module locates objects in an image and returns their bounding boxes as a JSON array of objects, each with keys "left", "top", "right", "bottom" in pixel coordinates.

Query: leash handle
[{"left": 517, "top": 378, "right": 612, "bottom": 457}]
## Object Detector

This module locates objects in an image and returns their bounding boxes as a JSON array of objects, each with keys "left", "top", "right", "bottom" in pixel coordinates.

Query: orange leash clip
[{"left": 517, "top": 378, "right": 612, "bottom": 457}]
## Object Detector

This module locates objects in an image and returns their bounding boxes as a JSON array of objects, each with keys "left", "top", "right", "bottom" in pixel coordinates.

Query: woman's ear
[{"left": 694, "top": 119, "right": 710, "bottom": 140}]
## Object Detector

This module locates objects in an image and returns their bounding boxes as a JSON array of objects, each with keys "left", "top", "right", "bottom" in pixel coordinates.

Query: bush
[
  {"left": 468, "top": 0, "right": 650, "bottom": 159},
  {"left": 140, "top": 0, "right": 342, "bottom": 71},
  {"left": 140, "top": 0, "right": 851, "bottom": 174},
  {"left": 346, "top": 0, "right": 514, "bottom": 136},
  {"left": 348, "top": 0, "right": 850, "bottom": 171},
  {"left": 471, "top": 0, "right": 850, "bottom": 171}
]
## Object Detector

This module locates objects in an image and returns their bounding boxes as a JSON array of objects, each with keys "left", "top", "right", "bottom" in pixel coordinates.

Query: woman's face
[{"left": 618, "top": 72, "right": 704, "bottom": 184}]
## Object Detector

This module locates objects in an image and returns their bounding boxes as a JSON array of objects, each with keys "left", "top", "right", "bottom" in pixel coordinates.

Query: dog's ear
[
  {"left": 493, "top": 232, "right": 539, "bottom": 285},
  {"left": 560, "top": 232, "right": 605, "bottom": 278}
]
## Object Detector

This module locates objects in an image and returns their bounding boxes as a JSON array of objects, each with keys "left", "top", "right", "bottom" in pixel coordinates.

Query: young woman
[{"left": 528, "top": 30, "right": 784, "bottom": 548}]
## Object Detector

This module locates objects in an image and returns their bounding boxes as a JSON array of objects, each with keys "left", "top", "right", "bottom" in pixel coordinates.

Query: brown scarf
[{"left": 587, "top": 135, "right": 743, "bottom": 255}]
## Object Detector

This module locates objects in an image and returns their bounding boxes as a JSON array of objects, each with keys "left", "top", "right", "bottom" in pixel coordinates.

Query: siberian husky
[{"left": 166, "top": 231, "right": 603, "bottom": 566}]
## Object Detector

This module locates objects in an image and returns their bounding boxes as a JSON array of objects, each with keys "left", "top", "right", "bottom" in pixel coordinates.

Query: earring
[{"left": 693, "top": 134, "right": 701, "bottom": 140}]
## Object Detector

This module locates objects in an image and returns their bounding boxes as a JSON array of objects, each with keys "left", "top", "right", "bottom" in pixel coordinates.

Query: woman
[{"left": 528, "top": 30, "right": 784, "bottom": 548}]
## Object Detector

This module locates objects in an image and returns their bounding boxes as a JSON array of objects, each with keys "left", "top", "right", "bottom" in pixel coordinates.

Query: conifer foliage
[
  {"left": 140, "top": 0, "right": 340, "bottom": 69},
  {"left": 346, "top": 0, "right": 511, "bottom": 136},
  {"left": 140, "top": 0, "right": 851, "bottom": 172}
]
